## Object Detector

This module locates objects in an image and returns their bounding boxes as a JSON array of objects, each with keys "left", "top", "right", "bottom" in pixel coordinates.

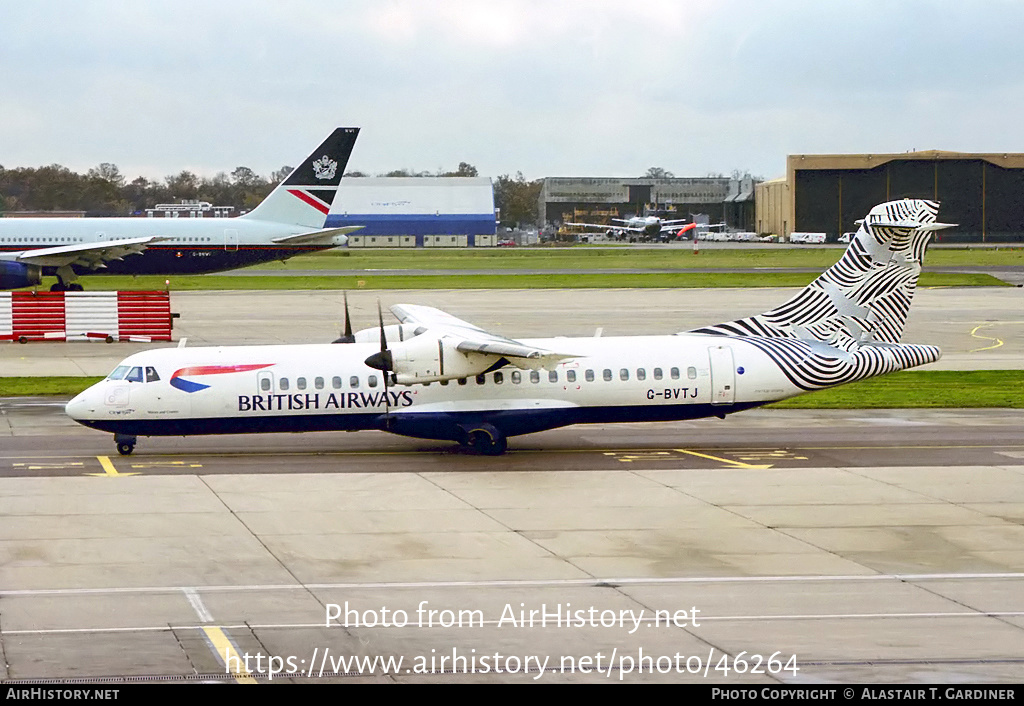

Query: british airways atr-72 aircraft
[
  {"left": 0, "top": 128, "right": 361, "bottom": 291},
  {"left": 66, "top": 199, "right": 952, "bottom": 456}
]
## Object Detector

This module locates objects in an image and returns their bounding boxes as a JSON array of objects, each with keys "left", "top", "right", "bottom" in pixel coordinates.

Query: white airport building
[{"left": 326, "top": 177, "right": 497, "bottom": 247}]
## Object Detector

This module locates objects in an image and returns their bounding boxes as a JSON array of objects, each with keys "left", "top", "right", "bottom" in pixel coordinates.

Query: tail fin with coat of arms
[{"left": 241, "top": 127, "right": 359, "bottom": 229}]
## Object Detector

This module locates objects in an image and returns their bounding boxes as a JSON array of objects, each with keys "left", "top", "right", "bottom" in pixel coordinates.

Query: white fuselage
[
  {"left": 65, "top": 334, "right": 796, "bottom": 441},
  {"left": 0, "top": 217, "right": 341, "bottom": 276}
]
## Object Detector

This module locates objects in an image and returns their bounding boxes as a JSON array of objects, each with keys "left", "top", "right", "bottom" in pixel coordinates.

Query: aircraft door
[
  {"left": 257, "top": 371, "right": 275, "bottom": 395},
  {"left": 225, "top": 229, "right": 239, "bottom": 252},
  {"left": 708, "top": 345, "right": 735, "bottom": 405}
]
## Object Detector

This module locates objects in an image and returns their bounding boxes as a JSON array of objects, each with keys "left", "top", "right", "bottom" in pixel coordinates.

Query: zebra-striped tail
[{"left": 686, "top": 199, "right": 953, "bottom": 390}]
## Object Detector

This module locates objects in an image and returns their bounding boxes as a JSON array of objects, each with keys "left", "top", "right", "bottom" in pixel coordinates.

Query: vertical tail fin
[
  {"left": 692, "top": 199, "right": 954, "bottom": 347},
  {"left": 241, "top": 127, "right": 359, "bottom": 228},
  {"left": 687, "top": 199, "right": 954, "bottom": 390}
]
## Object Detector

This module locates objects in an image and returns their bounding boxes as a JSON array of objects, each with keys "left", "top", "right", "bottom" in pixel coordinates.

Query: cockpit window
[
  {"left": 107, "top": 365, "right": 130, "bottom": 380},
  {"left": 145, "top": 367, "right": 160, "bottom": 383},
  {"left": 126, "top": 367, "right": 144, "bottom": 383}
]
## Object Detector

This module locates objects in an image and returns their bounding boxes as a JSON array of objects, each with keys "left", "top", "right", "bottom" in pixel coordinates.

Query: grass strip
[
  {"left": 252, "top": 246, "right": 1024, "bottom": 271},
  {"left": 3, "top": 370, "right": 1021, "bottom": 407},
  {"left": 14, "top": 272, "right": 1005, "bottom": 291},
  {"left": 768, "top": 370, "right": 1024, "bottom": 408}
]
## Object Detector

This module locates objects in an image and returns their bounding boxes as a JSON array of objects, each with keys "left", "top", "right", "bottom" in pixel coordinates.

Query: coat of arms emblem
[{"left": 312, "top": 155, "right": 338, "bottom": 180}]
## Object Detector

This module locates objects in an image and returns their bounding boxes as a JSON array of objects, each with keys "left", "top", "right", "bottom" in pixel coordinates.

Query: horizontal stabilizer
[{"left": 271, "top": 226, "right": 364, "bottom": 245}]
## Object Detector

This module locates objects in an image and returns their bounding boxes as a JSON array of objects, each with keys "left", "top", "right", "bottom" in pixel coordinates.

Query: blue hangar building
[{"left": 325, "top": 177, "right": 497, "bottom": 247}]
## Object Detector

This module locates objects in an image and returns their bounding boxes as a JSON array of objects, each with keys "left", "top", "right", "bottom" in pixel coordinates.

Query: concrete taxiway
[
  {"left": 1, "top": 287, "right": 1022, "bottom": 683},
  {"left": 2, "top": 286, "right": 1022, "bottom": 376}
]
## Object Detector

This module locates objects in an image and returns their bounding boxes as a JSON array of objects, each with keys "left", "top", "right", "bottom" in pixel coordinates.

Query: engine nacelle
[
  {"left": 352, "top": 324, "right": 425, "bottom": 344},
  {"left": 0, "top": 261, "right": 42, "bottom": 290},
  {"left": 390, "top": 335, "right": 496, "bottom": 385}
]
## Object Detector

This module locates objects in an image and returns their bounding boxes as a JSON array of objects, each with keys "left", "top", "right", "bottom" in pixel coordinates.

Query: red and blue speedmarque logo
[{"left": 170, "top": 364, "right": 274, "bottom": 393}]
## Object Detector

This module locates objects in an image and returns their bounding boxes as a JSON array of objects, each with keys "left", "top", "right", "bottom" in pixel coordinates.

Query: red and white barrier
[{"left": 0, "top": 291, "right": 173, "bottom": 343}]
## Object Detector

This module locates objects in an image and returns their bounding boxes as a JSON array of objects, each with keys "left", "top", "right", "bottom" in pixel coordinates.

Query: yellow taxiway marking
[
  {"left": 674, "top": 449, "right": 773, "bottom": 469},
  {"left": 203, "top": 626, "right": 257, "bottom": 684},
  {"left": 14, "top": 462, "right": 85, "bottom": 471},
  {"left": 87, "top": 456, "right": 139, "bottom": 477},
  {"left": 130, "top": 461, "right": 203, "bottom": 469},
  {"left": 969, "top": 324, "right": 1005, "bottom": 353},
  {"left": 603, "top": 451, "right": 676, "bottom": 463}
]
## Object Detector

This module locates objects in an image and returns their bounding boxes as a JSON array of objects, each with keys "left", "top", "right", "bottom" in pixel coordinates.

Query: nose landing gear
[{"left": 115, "top": 434, "right": 137, "bottom": 456}]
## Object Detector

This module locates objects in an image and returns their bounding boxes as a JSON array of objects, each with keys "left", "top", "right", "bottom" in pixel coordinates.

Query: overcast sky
[{"left": 2, "top": 0, "right": 1022, "bottom": 183}]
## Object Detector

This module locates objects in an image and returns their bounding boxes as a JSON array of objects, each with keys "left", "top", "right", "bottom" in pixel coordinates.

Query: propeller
[
  {"left": 363, "top": 300, "right": 393, "bottom": 426},
  {"left": 332, "top": 292, "right": 355, "bottom": 343}
]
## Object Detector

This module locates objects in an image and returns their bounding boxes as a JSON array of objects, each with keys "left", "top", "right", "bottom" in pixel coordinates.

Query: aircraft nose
[{"left": 65, "top": 386, "right": 98, "bottom": 420}]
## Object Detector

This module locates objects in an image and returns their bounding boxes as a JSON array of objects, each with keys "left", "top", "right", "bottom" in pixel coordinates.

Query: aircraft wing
[
  {"left": 3, "top": 236, "right": 168, "bottom": 270},
  {"left": 390, "top": 303, "right": 577, "bottom": 366},
  {"left": 270, "top": 226, "right": 364, "bottom": 245}
]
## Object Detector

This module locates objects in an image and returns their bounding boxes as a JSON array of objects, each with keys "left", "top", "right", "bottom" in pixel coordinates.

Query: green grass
[
  {"left": 4, "top": 370, "right": 1022, "bottom": 407},
  {"left": 245, "top": 245, "right": 1024, "bottom": 271},
  {"left": 769, "top": 370, "right": 1024, "bottom": 408},
  {"left": 18, "top": 271, "right": 1005, "bottom": 291},
  {"left": 0, "top": 376, "right": 104, "bottom": 396}
]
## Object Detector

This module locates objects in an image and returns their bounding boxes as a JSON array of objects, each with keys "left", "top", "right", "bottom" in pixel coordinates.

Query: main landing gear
[
  {"left": 115, "top": 434, "right": 137, "bottom": 456},
  {"left": 462, "top": 425, "right": 508, "bottom": 456},
  {"left": 50, "top": 267, "right": 84, "bottom": 292}
]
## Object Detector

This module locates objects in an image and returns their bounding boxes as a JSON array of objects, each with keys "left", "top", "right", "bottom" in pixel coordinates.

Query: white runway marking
[{"left": 3, "top": 571, "right": 1023, "bottom": 597}]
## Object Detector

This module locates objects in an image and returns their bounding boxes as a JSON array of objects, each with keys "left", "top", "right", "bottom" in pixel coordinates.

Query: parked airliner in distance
[
  {"left": 66, "top": 199, "right": 953, "bottom": 456},
  {"left": 0, "top": 128, "right": 361, "bottom": 291},
  {"left": 565, "top": 215, "right": 695, "bottom": 241}
]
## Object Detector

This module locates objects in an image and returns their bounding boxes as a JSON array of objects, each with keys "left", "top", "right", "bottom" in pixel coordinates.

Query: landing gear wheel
[
  {"left": 468, "top": 428, "right": 508, "bottom": 456},
  {"left": 49, "top": 282, "right": 67, "bottom": 292},
  {"left": 68, "top": 283, "right": 84, "bottom": 292},
  {"left": 115, "top": 434, "right": 137, "bottom": 456}
]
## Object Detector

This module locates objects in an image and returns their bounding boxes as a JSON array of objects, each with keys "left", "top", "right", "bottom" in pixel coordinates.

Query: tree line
[{"left": 0, "top": 160, "right": 543, "bottom": 227}]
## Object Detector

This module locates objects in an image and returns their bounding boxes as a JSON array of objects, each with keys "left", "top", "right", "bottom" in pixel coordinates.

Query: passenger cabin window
[
  {"left": 670, "top": 367, "right": 680, "bottom": 380},
  {"left": 566, "top": 370, "right": 576, "bottom": 383},
  {"left": 493, "top": 372, "right": 503, "bottom": 384},
  {"left": 315, "top": 377, "right": 324, "bottom": 390},
  {"left": 688, "top": 367, "right": 697, "bottom": 380},
  {"left": 620, "top": 368, "right": 629, "bottom": 381},
  {"left": 548, "top": 371, "right": 558, "bottom": 383},
  {"left": 654, "top": 368, "right": 663, "bottom": 380},
  {"left": 368, "top": 375, "right": 378, "bottom": 388},
  {"left": 350, "top": 376, "right": 360, "bottom": 388},
  {"left": 297, "top": 377, "right": 307, "bottom": 390},
  {"left": 332, "top": 376, "right": 342, "bottom": 389},
  {"left": 530, "top": 371, "right": 540, "bottom": 384},
  {"left": 476, "top": 374, "right": 486, "bottom": 385},
  {"left": 603, "top": 369, "right": 612, "bottom": 382},
  {"left": 511, "top": 371, "right": 521, "bottom": 384},
  {"left": 636, "top": 368, "right": 646, "bottom": 381},
  {"left": 260, "top": 378, "right": 272, "bottom": 392},
  {"left": 458, "top": 378, "right": 468, "bottom": 385},
  {"left": 280, "top": 378, "right": 290, "bottom": 391},
  {"left": 585, "top": 369, "right": 594, "bottom": 382}
]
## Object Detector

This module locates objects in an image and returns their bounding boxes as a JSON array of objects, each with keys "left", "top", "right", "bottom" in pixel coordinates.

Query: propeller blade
[
  {"left": 364, "top": 299, "right": 393, "bottom": 371},
  {"left": 332, "top": 291, "right": 356, "bottom": 343}
]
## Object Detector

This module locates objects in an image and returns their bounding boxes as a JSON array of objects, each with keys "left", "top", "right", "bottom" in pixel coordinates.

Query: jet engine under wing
[
  {"left": 270, "top": 226, "right": 365, "bottom": 245},
  {"left": 387, "top": 303, "right": 578, "bottom": 382},
  {"left": 3, "top": 236, "right": 169, "bottom": 270}
]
